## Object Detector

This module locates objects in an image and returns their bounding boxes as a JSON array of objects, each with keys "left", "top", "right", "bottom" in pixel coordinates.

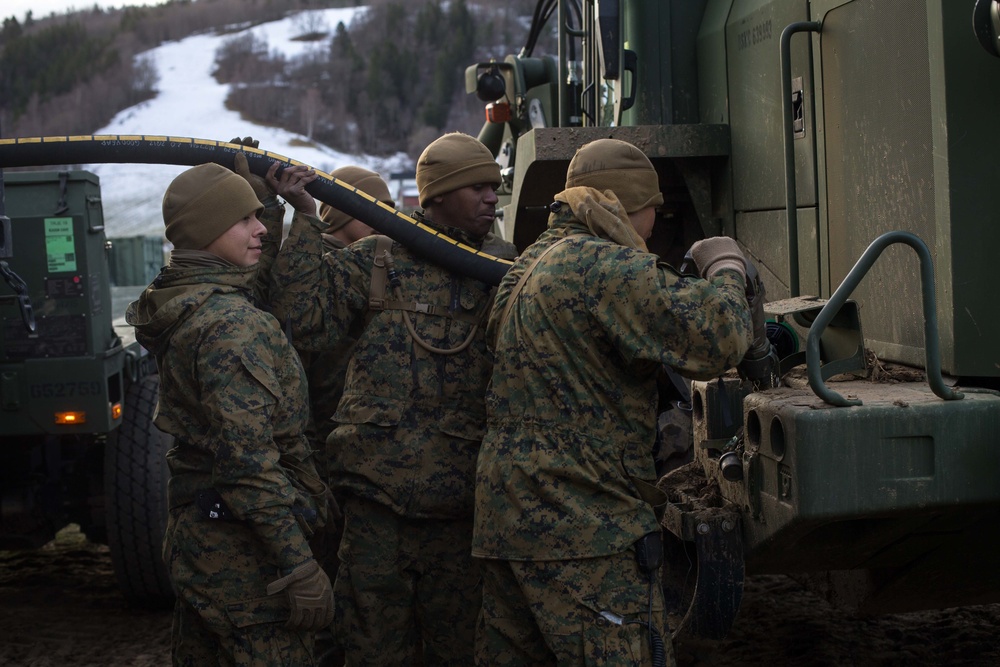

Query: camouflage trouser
[
  {"left": 307, "top": 423, "right": 347, "bottom": 666},
  {"left": 310, "top": 422, "right": 343, "bottom": 583},
  {"left": 475, "top": 549, "right": 675, "bottom": 667},
  {"left": 333, "top": 496, "right": 481, "bottom": 666},
  {"left": 165, "top": 504, "right": 318, "bottom": 667},
  {"left": 308, "top": 512, "right": 345, "bottom": 667}
]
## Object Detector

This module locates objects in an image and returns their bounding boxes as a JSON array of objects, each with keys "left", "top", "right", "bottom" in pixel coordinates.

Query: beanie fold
[
  {"left": 319, "top": 167, "right": 395, "bottom": 232},
  {"left": 565, "top": 139, "right": 664, "bottom": 213},
  {"left": 163, "top": 163, "right": 263, "bottom": 250},
  {"left": 416, "top": 133, "right": 501, "bottom": 208}
]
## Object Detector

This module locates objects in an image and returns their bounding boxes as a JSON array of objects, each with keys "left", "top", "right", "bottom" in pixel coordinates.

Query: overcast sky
[{"left": 4, "top": 1, "right": 170, "bottom": 22}]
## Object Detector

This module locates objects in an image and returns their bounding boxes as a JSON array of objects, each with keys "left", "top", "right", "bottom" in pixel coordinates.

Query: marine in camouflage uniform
[
  {"left": 127, "top": 162, "right": 335, "bottom": 666},
  {"left": 302, "top": 167, "right": 395, "bottom": 467},
  {"left": 294, "top": 166, "right": 395, "bottom": 667},
  {"left": 269, "top": 133, "right": 517, "bottom": 666},
  {"left": 472, "top": 139, "right": 754, "bottom": 666}
]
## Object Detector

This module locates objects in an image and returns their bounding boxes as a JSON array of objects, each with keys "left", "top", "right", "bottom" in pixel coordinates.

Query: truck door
[
  {"left": 725, "top": 0, "right": 819, "bottom": 300},
  {"left": 813, "top": 0, "right": 1000, "bottom": 376}
]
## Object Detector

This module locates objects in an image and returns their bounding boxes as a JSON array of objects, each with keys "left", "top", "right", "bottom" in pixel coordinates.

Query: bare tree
[
  {"left": 291, "top": 10, "right": 329, "bottom": 39},
  {"left": 300, "top": 86, "right": 323, "bottom": 140}
]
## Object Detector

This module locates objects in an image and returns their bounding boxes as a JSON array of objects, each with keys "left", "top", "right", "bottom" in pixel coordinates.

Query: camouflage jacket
[
  {"left": 472, "top": 191, "right": 753, "bottom": 560},
  {"left": 126, "top": 262, "right": 323, "bottom": 572},
  {"left": 250, "top": 196, "right": 286, "bottom": 307},
  {"left": 297, "top": 231, "right": 365, "bottom": 468},
  {"left": 270, "top": 209, "right": 517, "bottom": 519}
]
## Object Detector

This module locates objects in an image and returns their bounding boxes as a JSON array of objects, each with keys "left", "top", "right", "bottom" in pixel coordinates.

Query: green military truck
[
  {"left": 0, "top": 170, "right": 172, "bottom": 608},
  {"left": 465, "top": 0, "right": 1000, "bottom": 641}
]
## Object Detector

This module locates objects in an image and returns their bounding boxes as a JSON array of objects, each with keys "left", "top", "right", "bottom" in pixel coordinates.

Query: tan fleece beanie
[
  {"left": 565, "top": 139, "right": 664, "bottom": 213},
  {"left": 163, "top": 163, "right": 263, "bottom": 250},
  {"left": 415, "top": 132, "right": 501, "bottom": 207},
  {"left": 319, "top": 166, "right": 395, "bottom": 232}
]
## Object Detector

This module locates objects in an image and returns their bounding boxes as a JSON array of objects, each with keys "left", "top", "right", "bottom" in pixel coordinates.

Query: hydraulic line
[{"left": 0, "top": 135, "right": 514, "bottom": 286}]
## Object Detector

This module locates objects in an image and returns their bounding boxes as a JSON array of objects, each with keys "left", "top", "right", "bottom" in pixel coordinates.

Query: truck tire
[{"left": 105, "top": 373, "right": 175, "bottom": 609}]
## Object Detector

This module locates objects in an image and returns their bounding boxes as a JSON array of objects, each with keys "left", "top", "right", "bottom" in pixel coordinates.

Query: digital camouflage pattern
[
  {"left": 476, "top": 549, "right": 672, "bottom": 667},
  {"left": 270, "top": 209, "right": 517, "bottom": 520},
  {"left": 252, "top": 197, "right": 287, "bottom": 307},
  {"left": 270, "top": 207, "right": 516, "bottom": 665},
  {"left": 473, "top": 186, "right": 753, "bottom": 561},
  {"left": 126, "top": 259, "right": 329, "bottom": 664},
  {"left": 167, "top": 505, "right": 317, "bottom": 667},
  {"left": 294, "top": 230, "right": 366, "bottom": 467},
  {"left": 291, "top": 229, "right": 359, "bottom": 667},
  {"left": 335, "top": 496, "right": 481, "bottom": 665}
]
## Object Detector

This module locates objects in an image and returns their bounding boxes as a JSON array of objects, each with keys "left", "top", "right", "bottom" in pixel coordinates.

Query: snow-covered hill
[{"left": 85, "top": 7, "right": 411, "bottom": 238}]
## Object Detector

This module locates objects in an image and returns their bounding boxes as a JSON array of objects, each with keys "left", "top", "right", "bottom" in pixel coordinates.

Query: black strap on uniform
[{"left": 367, "top": 234, "right": 493, "bottom": 325}]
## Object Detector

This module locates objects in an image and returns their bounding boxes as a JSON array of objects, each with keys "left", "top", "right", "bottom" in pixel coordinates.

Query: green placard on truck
[{"left": 45, "top": 217, "right": 77, "bottom": 273}]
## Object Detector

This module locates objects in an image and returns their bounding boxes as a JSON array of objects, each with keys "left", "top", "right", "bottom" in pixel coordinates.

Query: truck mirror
[
  {"left": 476, "top": 64, "right": 507, "bottom": 102},
  {"left": 973, "top": 0, "right": 1000, "bottom": 57}
]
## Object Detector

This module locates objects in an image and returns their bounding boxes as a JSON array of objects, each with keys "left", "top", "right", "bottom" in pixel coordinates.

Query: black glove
[
  {"left": 743, "top": 261, "right": 770, "bottom": 359},
  {"left": 229, "top": 135, "right": 259, "bottom": 149},
  {"left": 737, "top": 259, "right": 780, "bottom": 388}
]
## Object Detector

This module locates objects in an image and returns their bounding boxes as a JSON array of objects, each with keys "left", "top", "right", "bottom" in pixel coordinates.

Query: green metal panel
[
  {"left": 817, "top": 0, "right": 933, "bottom": 369},
  {"left": 737, "top": 382, "right": 1000, "bottom": 570},
  {"left": 1, "top": 356, "right": 124, "bottom": 436},
  {"left": 736, "top": 206, "right": 820, "bottom": 299},
  {"left": 726, "top": 0, "right": 815, "bottom": 212},
  {"left": 109, "top": 236, "right": 164, "bottom": 287},
  {"left": 815, "top": 0, "right": 1000, "bottom": 376},
  {"left": 697, "top": 0, "right": 738, "bottom": 238},
  {"left": 621, "top": 0, "right": 710, "bottom": 125},
  {"left": 0, "top": 170, "right": 124, "bottom": 434},
  {"left": 697, "top": 0, "right": 735, "bottom": 126},
  {"left": 621, "top": 0, "right": 667, "bottom": 125},
  {"left": 695, "top": 376, "right": 1000, "bottom": 610},
  {"left": 936, "top": 0, "right": 1000, "bottom": 375}
]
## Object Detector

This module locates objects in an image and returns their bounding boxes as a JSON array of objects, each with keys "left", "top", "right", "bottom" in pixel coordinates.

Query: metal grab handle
[
  {"left": 807, "top": 231, "right": 964, "bottom": 406},
  {"left": 780, "top": 21, "right": 821, "bottom": 297}
]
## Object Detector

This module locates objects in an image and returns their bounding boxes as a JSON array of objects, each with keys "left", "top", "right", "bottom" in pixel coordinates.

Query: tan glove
[
  {"left": 265, "top": 559, "right": 334, "bottom": 631},
  {"left": 688, "top": 236, "right": 747, "bottom": 280}
]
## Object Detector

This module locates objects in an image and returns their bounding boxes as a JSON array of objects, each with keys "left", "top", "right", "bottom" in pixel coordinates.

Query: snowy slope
[{"left": 85, "top": 7, "right": 410, "bottom": 238}]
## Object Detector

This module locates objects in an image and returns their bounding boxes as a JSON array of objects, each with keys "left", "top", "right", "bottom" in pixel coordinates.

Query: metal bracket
[{"left": 662, "top": 508, "right": 745, "bottom": 641}]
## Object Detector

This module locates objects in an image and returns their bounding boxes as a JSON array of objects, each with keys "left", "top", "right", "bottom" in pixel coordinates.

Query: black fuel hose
[{"left": 0, "top": 135, "right": 514, "bottom": 286}]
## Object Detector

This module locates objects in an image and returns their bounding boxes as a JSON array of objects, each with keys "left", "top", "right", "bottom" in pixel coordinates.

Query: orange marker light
[
  {"left": 55, "top": 411, "right": 86, "bottom": 425},
  {"left": 486, "top": 102, "right": 511, "bottom": 124},
  {"left": 111, "top": 403, "right": 123, "bottom": 420}
]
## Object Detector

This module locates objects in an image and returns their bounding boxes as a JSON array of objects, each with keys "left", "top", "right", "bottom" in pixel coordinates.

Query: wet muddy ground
[{"left": 2, "top": 525, "right": 1000, "bottom": 666}]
